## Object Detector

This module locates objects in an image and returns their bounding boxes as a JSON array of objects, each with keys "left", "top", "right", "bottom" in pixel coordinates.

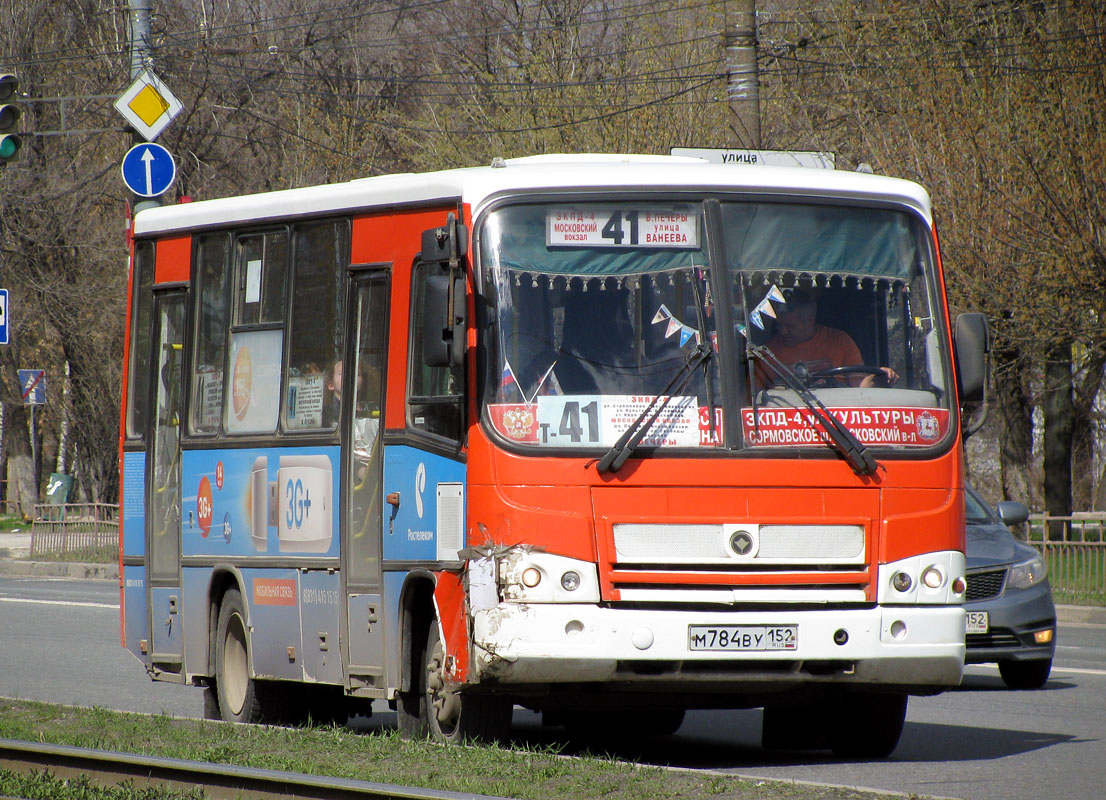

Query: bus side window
[
  {"left": 235, "top": 231, "right": 287, "bottom": 326},
  {"left": 408, "top": 261, "right": 463, "bottom": 442},
  {"left": 225, "top": 230, "right": 287, "bottom": 435},
  {"left": 190, "top": 233, "right": 230, "bottom": 435},
  {"left": 125, "top": 240, "right": 155, "bottom": 440},
  {"left": 284, "top": 220, "right": 348, "bottom": 432}
]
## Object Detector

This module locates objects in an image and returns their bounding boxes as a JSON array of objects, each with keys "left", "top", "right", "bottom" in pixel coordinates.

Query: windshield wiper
[
  {"left": 746, "top": 344, "right": 879, "bottom": 477},
  {"left": 597, "top": 343, "right": 712, "bottom": 474},
  {"left": 689, "top": 271, "right": 718, "bottom": 443}
]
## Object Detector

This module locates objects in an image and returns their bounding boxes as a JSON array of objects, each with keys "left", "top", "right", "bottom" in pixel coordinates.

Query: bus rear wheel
[
  {"left": 423, "top": 621, "right": 512, "bottom": 744},
  {"left": 215, "top": 588, "right": 265, "bottom": 724}
]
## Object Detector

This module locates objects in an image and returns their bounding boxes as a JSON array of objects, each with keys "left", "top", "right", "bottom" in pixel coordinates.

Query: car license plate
[
  {"left": 688, "top": 625, "right": 797, "bottom": 651},
  {"left": 966, "top": 611, "right": 989, "bottom": 634}
]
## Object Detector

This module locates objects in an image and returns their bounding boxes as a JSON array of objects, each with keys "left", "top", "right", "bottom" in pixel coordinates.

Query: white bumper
[{"left": 470, "top": 603, "right": 965, "bottom": 688}]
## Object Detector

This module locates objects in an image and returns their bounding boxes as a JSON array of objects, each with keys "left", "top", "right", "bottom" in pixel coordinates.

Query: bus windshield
[{"left": 479, "top": 199, "right": 952, "bottom": 453}]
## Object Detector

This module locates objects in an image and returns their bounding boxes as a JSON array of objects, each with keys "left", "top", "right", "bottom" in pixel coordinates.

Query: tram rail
[{"left": 0, "top": 738, "right": 514, "bottom": 800}]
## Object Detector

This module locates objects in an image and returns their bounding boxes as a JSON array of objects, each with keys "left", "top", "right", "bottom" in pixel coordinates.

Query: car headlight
[{"left": 1007, "top": 553, "right": 1047, "bottom": 589}]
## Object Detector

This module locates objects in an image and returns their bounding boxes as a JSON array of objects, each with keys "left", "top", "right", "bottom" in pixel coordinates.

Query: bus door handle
[{"left": 386, "top": 492, "right": 400, "bottom": 535}]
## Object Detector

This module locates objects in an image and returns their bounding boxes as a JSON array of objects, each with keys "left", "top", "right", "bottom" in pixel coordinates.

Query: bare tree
[{"left": 762, "top": 0, "right": 1106, "bottom": 511}]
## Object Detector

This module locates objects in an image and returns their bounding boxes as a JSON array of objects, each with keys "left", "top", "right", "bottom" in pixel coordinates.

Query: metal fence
[
  {"left": 30, "top": 503, "right": 118, "bottom": 562},
  {"left": 1027, "top": 514, "right": 1106, "bottom": 606}
]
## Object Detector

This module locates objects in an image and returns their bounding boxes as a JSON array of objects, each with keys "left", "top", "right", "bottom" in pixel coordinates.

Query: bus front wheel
[
  {"left": 423, "top": 620, "right": 512, "bottom": 744},
  {"left": 215, "top": 589, "right": 264, "bottom": 724},
  {"left": 762, "top": 692, "right": 907, "bottom": 758},
  {"left": 829, "top": 692, "right": 908, "bottom": 758}
]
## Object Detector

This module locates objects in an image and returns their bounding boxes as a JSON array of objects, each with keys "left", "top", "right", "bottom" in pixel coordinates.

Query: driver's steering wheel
[{"left": 808, "top": 364, "right": 886, "bottom": 387}]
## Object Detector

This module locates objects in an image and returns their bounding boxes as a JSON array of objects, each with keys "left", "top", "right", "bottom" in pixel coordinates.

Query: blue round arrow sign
[{"left": 121, "top": 142, "right": 176, "bottom": 198}]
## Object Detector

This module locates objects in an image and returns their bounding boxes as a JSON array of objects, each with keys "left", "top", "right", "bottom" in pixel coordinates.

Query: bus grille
[
  {"left": 608, "top": 522, "right": 869, "bottom": 604},
  {"left": 612, "top": 523, "right": 865, "bottom": 564}
]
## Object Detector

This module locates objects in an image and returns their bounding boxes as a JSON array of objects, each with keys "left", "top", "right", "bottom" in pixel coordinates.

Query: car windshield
[
  {"left": 965, "top": 487, "right": 995, "bottom": 523},
  {"left": 479, "top": 199, "right": 952, "bottom": 454}
]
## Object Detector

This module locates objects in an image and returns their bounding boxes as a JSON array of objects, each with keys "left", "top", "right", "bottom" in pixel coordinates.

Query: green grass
[
  {"left": 1027, "top": 542, "right": 1106, "bottom": 606},
  {"left": 1043, "top": 550, "right": 1106, "bottom": 606},
  {"left": 0, "top": 513, "right": 27, "bottom": 531},
  {"left": 0, "top": 700, "right": 902, "bottom": 800},
  {"left": 0, "top": 769, "right": 205, "bottom": 800}
]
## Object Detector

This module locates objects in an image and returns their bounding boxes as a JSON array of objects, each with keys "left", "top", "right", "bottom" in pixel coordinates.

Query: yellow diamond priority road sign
[{"left": 114, "top": 69, "right": 182, "bottom": 141}]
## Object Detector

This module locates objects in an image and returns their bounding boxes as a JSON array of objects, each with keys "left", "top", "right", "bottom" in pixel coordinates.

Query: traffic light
[{"left": 0, "top": 73, "right": 22, "bottom": 165}]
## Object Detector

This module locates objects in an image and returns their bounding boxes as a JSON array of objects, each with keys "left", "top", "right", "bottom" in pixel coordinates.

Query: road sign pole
[
  {"left": 128, "top": 0, "right": 160, "bottom": 212},
  {"left": 29, "top": 404, "right": 37, "bottom": 497}
]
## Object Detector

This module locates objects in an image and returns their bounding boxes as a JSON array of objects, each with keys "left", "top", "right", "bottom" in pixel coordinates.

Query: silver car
[{"left": 964, "top": 485, "right": 1057, "bottom": 689}]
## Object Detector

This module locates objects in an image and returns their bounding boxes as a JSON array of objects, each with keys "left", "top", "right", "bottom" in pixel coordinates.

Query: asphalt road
[
  {"left": 2, "top": 575, "right": 1104, "bottom": 800},
  {"left": 0, "top": 576, "right": 201, "bottom": 717}
]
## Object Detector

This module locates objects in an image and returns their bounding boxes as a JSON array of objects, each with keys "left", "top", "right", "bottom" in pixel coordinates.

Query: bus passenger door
[
  {"left": 342, "top": 272, "right": 388, "bottom": 691},
  {"left": 146, "top": 291, "right": 185, "bottom": 676}
]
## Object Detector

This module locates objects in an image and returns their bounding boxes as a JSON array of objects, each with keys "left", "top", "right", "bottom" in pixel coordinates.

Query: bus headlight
[
  {"left": 499, "top": 552, "right": 600, "bottom": 603},
  {"left": 922, "top": 565, "right": 945, "bottom": 589},
  {"left": 878, "top": 551, "right": 966, "bottom": 605}
]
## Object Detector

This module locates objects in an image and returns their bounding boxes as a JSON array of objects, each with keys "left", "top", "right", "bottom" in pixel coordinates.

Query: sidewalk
[
  {"left": 0, "top": 530, "right": 118, "bottom": 580},
  {"left": 1055, "top": 604, "right": 1106, "bottom": 625}
]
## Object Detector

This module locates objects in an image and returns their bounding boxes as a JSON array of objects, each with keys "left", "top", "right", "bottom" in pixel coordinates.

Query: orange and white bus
[{"left": 120, "top": 154, "right": 987, "bottom": 757}]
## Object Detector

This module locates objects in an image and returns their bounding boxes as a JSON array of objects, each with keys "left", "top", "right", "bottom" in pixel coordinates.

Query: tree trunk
[
  {"left": 4, "top": 403, "right": 38, "bottom": 520},
  {"left": 1071, "top": 346, "right": 1105, "bottom": 511},
  {"left": 994, "top": 347, "right": 1035, "bottom": 506},
  {"left": 1043, "top": 342, "right": 1074, "bottom": 541}
]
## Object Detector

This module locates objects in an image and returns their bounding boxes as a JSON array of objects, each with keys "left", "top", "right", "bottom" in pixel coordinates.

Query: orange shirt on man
[{"left": 756, "top": 324, "right": 863, "bottom": 388}]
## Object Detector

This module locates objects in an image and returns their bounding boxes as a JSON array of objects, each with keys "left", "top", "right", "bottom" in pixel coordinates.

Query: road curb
[
  {"left": 0, "top": 558, "right": 118, "bottom": 581},
  {"left": 1055, "top": 603, "right": 1106, "bottom": 625}
]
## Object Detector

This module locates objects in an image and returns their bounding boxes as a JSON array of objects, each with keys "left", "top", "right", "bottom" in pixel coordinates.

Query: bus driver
[{"left": 760, "top": 289, "right": 897, "bottom": 389}]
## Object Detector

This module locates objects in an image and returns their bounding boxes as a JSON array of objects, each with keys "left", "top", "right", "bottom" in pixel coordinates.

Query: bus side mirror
[
  {"left": 954, "top": 312, "right": 989, "bottom": 402},
  {"left": 422, "top": 273, "right": 466, "bottom": 368},
  {"left": 421, "top": 214, "right": 469, "bottom": 368},
  {"left": 421, "top": 219, "right": 469, "bottom": 262}
]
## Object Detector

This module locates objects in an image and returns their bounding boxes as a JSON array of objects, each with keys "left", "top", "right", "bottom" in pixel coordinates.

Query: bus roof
[{"left": 131, "top": 154, "right": 934, "bottom": 237}]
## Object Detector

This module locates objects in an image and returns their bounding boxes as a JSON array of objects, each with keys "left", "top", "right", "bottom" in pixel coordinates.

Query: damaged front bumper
[{"left": 469, "top": 601, "right": 965, "bottom": 690}]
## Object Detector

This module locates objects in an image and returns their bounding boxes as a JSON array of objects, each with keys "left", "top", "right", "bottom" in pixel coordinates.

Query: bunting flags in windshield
[
  {"left": 749, "top": 284, "right": 786, "bottom": 330},
  {"left": 652, "top": 304, "right": 700, "bottom": 347}
]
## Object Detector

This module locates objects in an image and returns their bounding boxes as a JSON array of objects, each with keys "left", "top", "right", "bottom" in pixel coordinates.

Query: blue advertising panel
[
  {"left": 121, "top": 452, "right": 146, "bottom": 556},
  {"left": 239, "top": 567, "right": 305, "bottom": 680},
  {"left": 180, "top": 446, "right": 341, "bottom": 558},
  {"left": 382, "top": 446, "right": 467, "bottom": 562}
]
